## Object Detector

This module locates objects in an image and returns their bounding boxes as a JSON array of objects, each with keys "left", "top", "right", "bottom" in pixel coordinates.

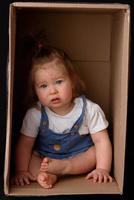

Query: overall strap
[
  {"left": 40, "top": 105, "right": 49, "bottom": 128},
  {"left": 70, "top": 95, "right": 87, "bottom": 134}
]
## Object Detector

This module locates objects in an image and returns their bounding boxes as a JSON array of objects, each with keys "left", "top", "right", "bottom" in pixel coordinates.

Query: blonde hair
[{"left": 27, "top": 46, "right": 85, "bottom": 107}]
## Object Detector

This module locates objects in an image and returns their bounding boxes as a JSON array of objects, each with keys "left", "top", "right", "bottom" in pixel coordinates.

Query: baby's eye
[
  {"left": 40, "top": 84, "right": 47, "bottom": 88},
  {"left": 56, "top": 80, "right": 63, "bottom": 84}
]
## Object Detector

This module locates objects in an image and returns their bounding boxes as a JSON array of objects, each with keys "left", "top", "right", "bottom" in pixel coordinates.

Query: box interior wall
[{"left": 4, "top": 3, "right": 130, "bottom": 196}]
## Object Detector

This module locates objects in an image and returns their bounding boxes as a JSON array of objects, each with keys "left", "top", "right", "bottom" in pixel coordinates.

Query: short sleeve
[
  {"left": 87, "top": 103, "right": 109, "bottom": 134},
  {"left": 20, "top": 108, "right": 41, "bottom": 137}
]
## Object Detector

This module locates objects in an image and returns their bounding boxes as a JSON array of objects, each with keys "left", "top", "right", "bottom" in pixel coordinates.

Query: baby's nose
[{"left": 50, "top": 85, "right": 58, "bottom": 94}]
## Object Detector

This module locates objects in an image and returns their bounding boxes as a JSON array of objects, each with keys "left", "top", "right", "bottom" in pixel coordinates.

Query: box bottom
[{"left": 7, "top": 175, "right": 121, "bottom": 196}]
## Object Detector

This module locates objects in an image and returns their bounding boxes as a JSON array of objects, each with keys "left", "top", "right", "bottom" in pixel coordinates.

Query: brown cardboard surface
[
  {"left": 17, "top": 11, "right": 111, "bottom": 61},
  {"left": 4, "top": 4, "right": 16, "bottom": 195},
  {"left": 9, "top": 176, "right": 120, "bottom": 196},
  {"left": 110, "top": 9, "right": 130, "bottom": 191},
  {"left": 4, "top": 2, "right": 130, "bottom": 196},
  {"left": 76, "top": 62, "right": 110, "bottom": 117},
  {"left": 11, "top": 2, "right": 129, "bottom": 10}
]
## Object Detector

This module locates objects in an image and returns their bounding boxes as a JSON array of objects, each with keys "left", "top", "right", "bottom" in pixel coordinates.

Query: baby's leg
[
  {"left": 28, "top": 152, "right": 42, "bottom": 177},
  {"left": 29, "top": 152, "right": 58, "bottom": 188},
  {"left": 41, "top": 146, "right": 96, "bottom": 175}
]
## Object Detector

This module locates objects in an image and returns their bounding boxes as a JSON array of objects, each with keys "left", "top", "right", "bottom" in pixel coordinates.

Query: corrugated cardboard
[{"left": 4, "top": 2, "right": 130, "bottom": 196}]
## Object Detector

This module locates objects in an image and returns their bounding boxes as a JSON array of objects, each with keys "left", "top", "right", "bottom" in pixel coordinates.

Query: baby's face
[{"left": 34, "top": 60, "right": 74, "bottom": 115}]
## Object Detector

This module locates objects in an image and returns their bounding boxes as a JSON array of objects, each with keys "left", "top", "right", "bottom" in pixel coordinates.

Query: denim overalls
[{"left": 35, "top": 96, "right": 94, "bottom": 159}]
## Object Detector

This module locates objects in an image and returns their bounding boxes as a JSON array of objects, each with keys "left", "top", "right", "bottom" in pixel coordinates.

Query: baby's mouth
[{"left": 51, "top": 97, "right": 60, "bottom": 103}]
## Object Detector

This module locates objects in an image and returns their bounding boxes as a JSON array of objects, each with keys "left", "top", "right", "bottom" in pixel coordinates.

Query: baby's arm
[
  {"left": 11, "top": 134, "right": 36, "bottom": 186},
  {"left": 86, "top": 129, "right": 113, "bottom": 183}
]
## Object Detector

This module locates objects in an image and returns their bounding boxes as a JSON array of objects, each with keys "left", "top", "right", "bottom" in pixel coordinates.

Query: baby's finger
[
  {"left": 108, "top": 175, "right": 113, "bottom": 182},
  {"left": 18, "top": 178, "right": 25, "bottom": 186},
  {"left": 14, "top": 178, "right": 20, "bottom": 186},
  {"left": 103, "top": 175, "right": 108, "bottom": 183},
  {"left": 85, "top": 172, "right": 93, "bottom": 180},
  {"left": 93, "top": 174, "right": 98, "bottom": 183},
  {"left": 103, "top": 175, "right": 113, "bottom": 183},
  {"left": 23, "top": 177, "right": 30, "bottom": 185},
  {"left": 98, "top": 174, "right": 103, "bottom": 183},
  {"left": 28, "top": 173, "right": 36, "bottom": 181}
]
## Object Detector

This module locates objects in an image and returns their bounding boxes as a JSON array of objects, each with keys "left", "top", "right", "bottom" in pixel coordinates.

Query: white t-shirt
[{"left": 20, "top": 97, "right": 108, "bottom": 138}]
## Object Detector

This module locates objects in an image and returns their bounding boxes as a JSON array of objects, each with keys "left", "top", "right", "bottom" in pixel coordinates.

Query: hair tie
[{"left": 37, "top": 42, "right": 44, "bottom": 49}]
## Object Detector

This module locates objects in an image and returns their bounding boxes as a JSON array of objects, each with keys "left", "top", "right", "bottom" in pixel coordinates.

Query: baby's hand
[
  {"left": 86, "top": 168, "right": 113, "bottom": 183},
  {"left": 11, "top": 170, "right": 36, "bottom": 186}
]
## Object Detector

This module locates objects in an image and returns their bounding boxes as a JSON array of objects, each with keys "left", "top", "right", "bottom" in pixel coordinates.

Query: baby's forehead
[{"left": 40, "top": 60, "right": 67, "bottom": 74}]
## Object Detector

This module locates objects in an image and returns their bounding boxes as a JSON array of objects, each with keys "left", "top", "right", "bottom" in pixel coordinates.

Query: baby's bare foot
[
  {"left": 40, "top": 157, "right": 50, "bottom": 171},
  {"left": 37, "top": 171, "right": 57, "bottom": 189},
  {"left": 41, "top": 157, "right": 70, "bottom": 175}
]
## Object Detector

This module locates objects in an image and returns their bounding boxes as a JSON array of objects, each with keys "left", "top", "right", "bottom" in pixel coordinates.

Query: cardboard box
[{"left": 4, "top": 2, "right": 130, "bottom": 196}]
